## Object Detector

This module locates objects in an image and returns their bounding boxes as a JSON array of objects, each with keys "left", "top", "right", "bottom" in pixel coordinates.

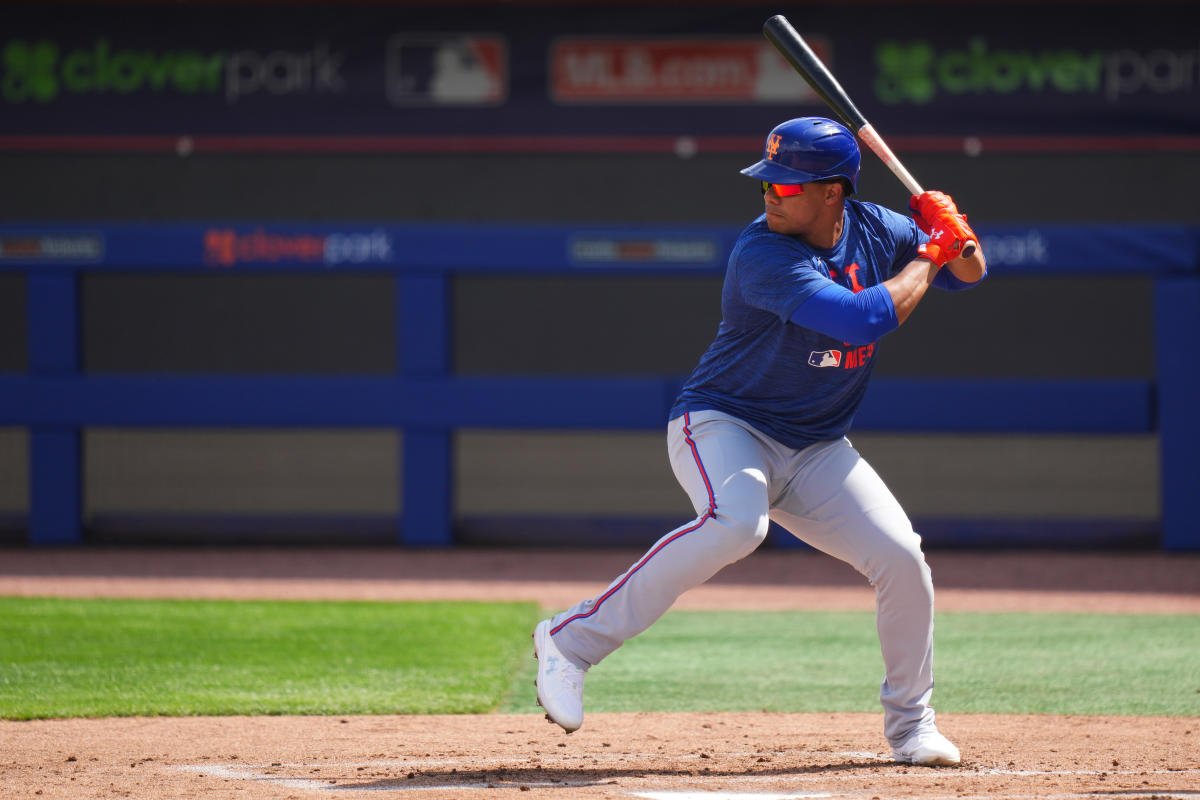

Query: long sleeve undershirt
[{"left": 789, "top": 282, "right": 898, "bottom": 345}]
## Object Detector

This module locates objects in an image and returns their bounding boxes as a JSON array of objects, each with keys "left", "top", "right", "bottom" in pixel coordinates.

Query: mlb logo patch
[
  {"left": 808, "top": 349, "right": 842, "bottom": 368},
  {"left": 385, "top": 34, "right": 508, "bottom": 106}
]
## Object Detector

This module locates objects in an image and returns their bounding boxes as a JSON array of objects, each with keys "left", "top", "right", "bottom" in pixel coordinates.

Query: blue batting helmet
[{"left": 741, "top": 117, "right": 860, "bottom": 193}]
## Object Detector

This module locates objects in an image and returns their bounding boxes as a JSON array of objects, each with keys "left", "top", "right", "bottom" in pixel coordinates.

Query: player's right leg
[{"left": 533, "top": 410, "right": 772, "bottom": 732}]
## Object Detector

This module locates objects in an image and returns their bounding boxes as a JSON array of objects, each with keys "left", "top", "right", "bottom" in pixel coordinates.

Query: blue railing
[{"left": 2, "top": 222, "right": 1197, "bottom": 550}]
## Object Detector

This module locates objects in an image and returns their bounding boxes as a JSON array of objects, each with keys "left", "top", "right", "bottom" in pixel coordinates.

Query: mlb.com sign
[{"left": 550, "top": 37, "right": 830, "bottom": 103}]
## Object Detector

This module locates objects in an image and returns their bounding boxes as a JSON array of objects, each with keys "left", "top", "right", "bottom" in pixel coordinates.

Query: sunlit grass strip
[
  {"left": 0, "top": 596, "right": 541, "bottom": 719},
  {"left": 506, "top": 609, "right": 1200, "bottom": 717}
]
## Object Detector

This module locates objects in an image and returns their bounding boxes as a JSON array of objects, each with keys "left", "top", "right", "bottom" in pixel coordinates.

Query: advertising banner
[
  {"left": 548, "top": 37, "right": 828, "bottom": 104},
  {"left": 1, "top": 222, "right": 1194, "bottom": 275},
  {"left": 0, "top": 4, "right": 1195, "bottom": 144}
]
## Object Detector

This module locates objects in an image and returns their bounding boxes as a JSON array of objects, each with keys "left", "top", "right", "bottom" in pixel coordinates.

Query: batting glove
[
  {"left": 909, "top": 190, "right": 960, "bottom": 233},
  {"left": 910, "top": 191, "right": 977, "bottom": 267}
]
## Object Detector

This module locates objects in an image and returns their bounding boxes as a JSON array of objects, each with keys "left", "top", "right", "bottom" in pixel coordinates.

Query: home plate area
[
  {"left": 8, "top": 712, "right": 1197, "bottom": 800},
  {"left": 175, "top": 752, "right": 1200, "bottom": 800},
  {"left": 161, "top": 711, "right": 1200, "bottom": 800}
]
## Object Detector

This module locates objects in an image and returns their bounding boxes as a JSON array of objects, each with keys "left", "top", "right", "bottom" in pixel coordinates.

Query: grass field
[
  {"left": 0, "top": 597, "right": 540, "bottom": 719},
  {"left": 2, "top": 597, "right": 1197, "bottom": 720},
  {"left": 521, "top": 610, "right": 1200, "bottom": 717}
]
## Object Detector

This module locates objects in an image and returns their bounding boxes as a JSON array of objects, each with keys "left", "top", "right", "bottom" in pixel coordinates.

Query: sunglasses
[{"left": 760, "top": 180, "right": 805, "bottom": 197}]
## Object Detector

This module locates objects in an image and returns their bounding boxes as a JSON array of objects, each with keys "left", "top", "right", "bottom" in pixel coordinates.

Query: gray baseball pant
[{"left": 548, "top": 408, "right": 938, "bottom": 746}]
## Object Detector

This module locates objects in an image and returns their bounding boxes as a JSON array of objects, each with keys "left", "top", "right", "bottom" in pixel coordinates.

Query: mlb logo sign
[
  {"left": 385, "top": 34, "right": 507, "bottom": 106},
  {"left": 808, "top": 349, "right": 842, "bottom": 368}
]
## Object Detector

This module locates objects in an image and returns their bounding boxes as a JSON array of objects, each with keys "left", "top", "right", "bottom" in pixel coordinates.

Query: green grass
[
  {"left": 3, "top": 599, "right": 1196, "bottom": 719},
  {"left": 0, "top": 597, "right": 541, "bottom": 720},
  {"left": 506, "top": 610, "right": 1200, "bottom": 717}
]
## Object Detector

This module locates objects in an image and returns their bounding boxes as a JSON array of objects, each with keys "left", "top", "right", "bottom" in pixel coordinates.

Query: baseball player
[{"left": 533, "top": 117, "right": 986, "bottom": 766}]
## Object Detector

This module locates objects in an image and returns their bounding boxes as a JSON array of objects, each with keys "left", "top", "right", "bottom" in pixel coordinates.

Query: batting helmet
[{"left": 741, "top": 117, "right": 860, "bottom": 193}]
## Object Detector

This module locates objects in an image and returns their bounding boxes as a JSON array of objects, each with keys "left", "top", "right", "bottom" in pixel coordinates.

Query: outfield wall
[{"left": 0, "top": 222, "right": 1194, "bottom": 550}]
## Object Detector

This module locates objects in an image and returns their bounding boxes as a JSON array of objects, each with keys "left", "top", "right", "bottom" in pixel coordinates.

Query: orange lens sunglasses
[{"left": 761, "top": 180, "right": 805, "bottom": 197}]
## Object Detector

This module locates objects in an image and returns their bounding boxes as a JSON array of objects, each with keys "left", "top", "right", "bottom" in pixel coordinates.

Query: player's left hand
[
  {"left": 909, "top": 190, "right": 961, "bottom": 234},
  {"left": 910, "top": 191, "right": 977, "bottom": 266}
]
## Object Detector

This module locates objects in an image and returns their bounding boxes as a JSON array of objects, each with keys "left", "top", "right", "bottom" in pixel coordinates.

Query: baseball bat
[{"left": 762, "top": 15, "right": 976, "bottom": 259}]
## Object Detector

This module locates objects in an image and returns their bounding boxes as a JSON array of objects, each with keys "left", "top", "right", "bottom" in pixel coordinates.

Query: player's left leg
[{"left": 768, "top": 436, "right": 958, "bottom": 765}]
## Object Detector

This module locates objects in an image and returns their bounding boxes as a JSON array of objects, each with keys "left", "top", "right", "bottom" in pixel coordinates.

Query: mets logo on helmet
[
  {"left": 808, "top": 349, "right": 842, "bottom": 368},
  {"left": 766, "top": 134, "right": 782, "bottom": 159}
]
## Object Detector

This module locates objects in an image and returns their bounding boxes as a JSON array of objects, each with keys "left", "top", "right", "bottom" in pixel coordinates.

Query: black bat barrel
[{"left": 762, "top": 15, "right": 869, "bottom": 132}]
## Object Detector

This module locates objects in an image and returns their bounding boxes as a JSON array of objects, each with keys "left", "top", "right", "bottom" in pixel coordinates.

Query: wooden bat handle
[{"left": 857, "top": 124, "right": 922, "bottom": 196}]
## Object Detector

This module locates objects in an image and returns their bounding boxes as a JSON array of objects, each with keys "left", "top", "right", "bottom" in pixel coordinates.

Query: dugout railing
[{"left": 1, "top": 222, "right": 1196, "bottom": 550}]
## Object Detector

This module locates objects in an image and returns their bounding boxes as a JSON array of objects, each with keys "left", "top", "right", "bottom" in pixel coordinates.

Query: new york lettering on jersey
[{"left": 829, "top": 262, "right": 866, "bottom": 294}]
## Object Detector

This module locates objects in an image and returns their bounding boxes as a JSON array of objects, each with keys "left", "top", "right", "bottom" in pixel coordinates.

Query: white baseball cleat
[
  {"left": 892, "top": 728, "right": 961, "bottom": 766},
  {"left": 532, "top": 619, "right": 586, "bottom": 733}
]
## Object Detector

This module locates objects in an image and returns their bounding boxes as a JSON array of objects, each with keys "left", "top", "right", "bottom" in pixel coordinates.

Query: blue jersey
[{"left": 669, "top": 199, "right": 925, "bottom": 450}]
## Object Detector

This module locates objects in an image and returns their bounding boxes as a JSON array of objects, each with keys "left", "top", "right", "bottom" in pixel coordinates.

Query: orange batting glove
[
  {"left": 910, "top": 191, "right": 977, "bottom": 267},
  {"left": 909, "top": 190, "right": 961, "bottom": 232}
]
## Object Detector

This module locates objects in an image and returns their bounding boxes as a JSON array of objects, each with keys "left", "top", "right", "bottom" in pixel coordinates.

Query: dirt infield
[
  {"left": 2, "top": 547, "right": 1198, "bottom": 800},
  {"left": 6, "top": 712, "right": 1198, "bottom": 800}
]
